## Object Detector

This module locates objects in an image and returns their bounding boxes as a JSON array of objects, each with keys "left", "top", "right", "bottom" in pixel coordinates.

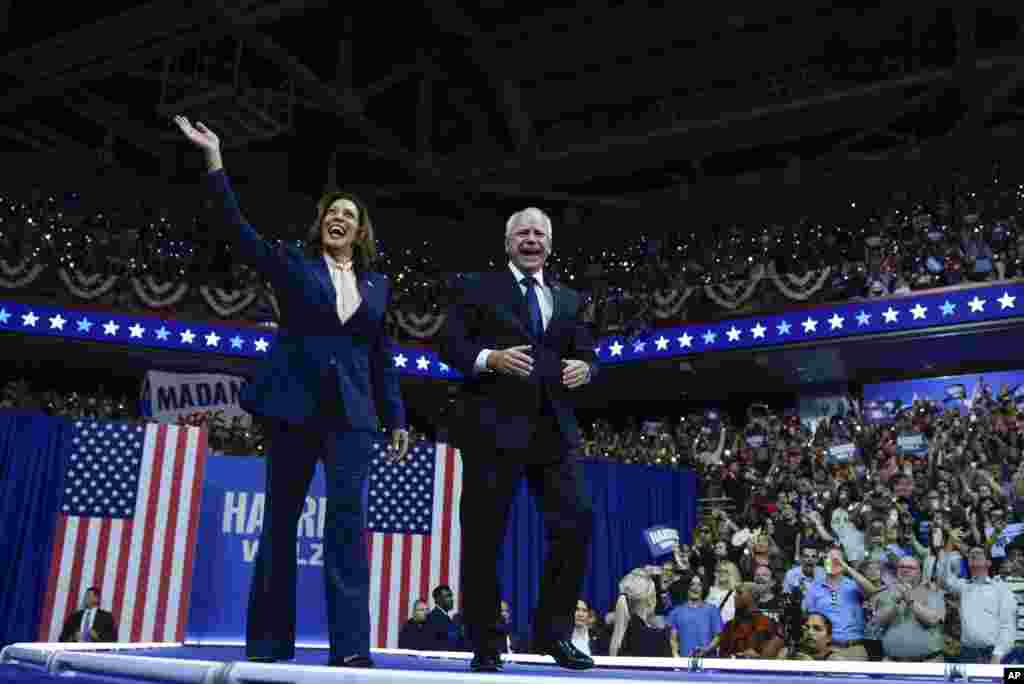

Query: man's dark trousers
[{"left": 459, "top": 410, "right": 594, "bottom": 655}]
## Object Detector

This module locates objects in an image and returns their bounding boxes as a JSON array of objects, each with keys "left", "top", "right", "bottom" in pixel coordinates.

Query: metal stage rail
[{"left": 1, "top": 642, "right": 1011, "bottom": 684}]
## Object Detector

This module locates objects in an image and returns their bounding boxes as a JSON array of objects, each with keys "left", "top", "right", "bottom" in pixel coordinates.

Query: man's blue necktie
[{"left": 521, "top": 276, "right": 543, "bottom": 339}]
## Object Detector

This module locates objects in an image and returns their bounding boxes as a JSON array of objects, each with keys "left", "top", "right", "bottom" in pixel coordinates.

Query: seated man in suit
[
  {"left": 424, "top": 585, "right": 466, "bottom": 651},
  {"left": 59, "top": 587, "right": 117, "bottom": 642}
]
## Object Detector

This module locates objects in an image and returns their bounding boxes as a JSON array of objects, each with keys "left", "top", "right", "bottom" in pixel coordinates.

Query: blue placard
[
  {"left": 644, "top": 525, "right": 680, "bottom": 560},
  {"left": 897, "top": 433, "right": 929, "bottom": 457},
  {"left": 827, "top": 443, "right": 858, "bottom": 464}
]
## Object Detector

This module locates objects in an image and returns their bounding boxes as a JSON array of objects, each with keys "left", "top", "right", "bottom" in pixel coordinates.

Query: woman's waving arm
[{"left": 174, "top": 115, "right": 293, "bottom": 283}]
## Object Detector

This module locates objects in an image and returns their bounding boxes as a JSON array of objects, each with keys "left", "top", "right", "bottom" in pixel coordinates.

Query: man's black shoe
[
  {"left": 328, "top": 654, "right": 375, "bottom": 668},
  {"left": 470, "top": 654, "right": 503, "bottom": 672},
  {"left": 539, "top": 640, "right": 594, "bottom": 670},
  {"left": 246, "top": 656, "right": 277, "bottom": 663}
]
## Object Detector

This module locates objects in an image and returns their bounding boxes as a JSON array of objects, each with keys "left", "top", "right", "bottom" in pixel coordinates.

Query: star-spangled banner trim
[{"left": 0, "top": 282, "right": 1021, "bottom": 380}]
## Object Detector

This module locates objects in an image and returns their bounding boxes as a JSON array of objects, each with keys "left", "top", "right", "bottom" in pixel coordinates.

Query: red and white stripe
[
  {"left": 39, "top": 424, "right": 208, "bottom": 643},
  {"left": 368, "top": 443, "right": 462, "bottom": 648}
]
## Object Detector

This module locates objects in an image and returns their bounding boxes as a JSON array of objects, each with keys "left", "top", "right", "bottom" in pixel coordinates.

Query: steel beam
[
  {"left": 456, "top": 55, "right": 1022, "bottom": 181},
  {"left": 426, "top": 1, "right": 533, "bottom": 150}
]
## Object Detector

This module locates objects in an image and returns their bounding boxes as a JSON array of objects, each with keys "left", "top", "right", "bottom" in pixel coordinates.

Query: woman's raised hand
[{"left": 173, "top": 116, "right": 221, "bottom": 154}]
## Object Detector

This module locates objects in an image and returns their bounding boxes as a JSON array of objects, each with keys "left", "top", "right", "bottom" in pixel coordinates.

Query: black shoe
[
  {"left": 539, "top": 640, "right": 594, "bottom": 670},
  {"left": 246, "top": 656, "right": 277, "bottom": 663},
  {"left": 470, "top": 653, "right": 503, "bottom": 672},
  {"left": 328, "top": 654, "right": 375, "bottom": 668}
]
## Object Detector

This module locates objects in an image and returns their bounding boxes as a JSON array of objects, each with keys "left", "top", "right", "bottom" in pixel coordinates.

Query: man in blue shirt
[
  {"left": 802, "top": 546, "right": 868, "bottom": 660},
  {"left": 784, "top": 547, "right": 825, "bottom": 595},
  {"left": 668, "top": 575, "right": 722, "bottom": 657}
]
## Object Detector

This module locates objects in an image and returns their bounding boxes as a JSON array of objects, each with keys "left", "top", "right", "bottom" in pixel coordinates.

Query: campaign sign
[
  {"left": 864, "top": 369, "right": 1024, "bottom": 421},
  {"left": 142, "top": 370, "right": 252, "bottom": 427},
  {"left": 186, "top": 453, "right": 331, "bottom": 644},
  {"left": 897, "top": 433, "right": 929, "bottom": 457},
  {"left": 644, "top": 526, "right": 679, "bottom": 560},
  {"left": 991, "top": 523, "right": 1024, "bottom": 559},
  {"left": 827, "top": 443, "right": 858, "bottom": 464}
]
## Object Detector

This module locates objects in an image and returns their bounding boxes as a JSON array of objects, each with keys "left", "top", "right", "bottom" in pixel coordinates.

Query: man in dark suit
[
  {"left": 422, "top": 584, "right": 467, "bottom": 650},
  {"left": 59, "top": 587, "right": 117, "bottom": 642},
  {"left": 439, "top": 207, "right": 599, "bottom": 673}
]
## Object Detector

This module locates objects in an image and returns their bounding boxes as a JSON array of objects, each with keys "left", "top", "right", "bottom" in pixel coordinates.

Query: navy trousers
[{"left": 245, "top": 413, "right": 375, "bottom": 661}]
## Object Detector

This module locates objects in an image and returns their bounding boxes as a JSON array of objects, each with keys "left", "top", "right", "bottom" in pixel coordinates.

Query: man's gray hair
[{"left": 505, "top": 207, "right": 553, "bottom": 244}]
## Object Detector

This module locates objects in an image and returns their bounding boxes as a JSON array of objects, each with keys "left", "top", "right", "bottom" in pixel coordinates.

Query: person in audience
[
  {"left": 938, "top": 542, "right": 1017, "bottom": 663},
  {"left": 859, "top": 558, "right": 886, "bottom": 661},
  {"left": 753, "top": 563, "right": 784, "bottom": 624},
  {"left": 59, "top": 587, "right": 117, "bottom": 643},
  {"left": 398, "top": 600, "right": 432, "bottom": 650},
  {"left": 586, "top": 607, "right": 611, "bottom": 656},
  {"left": 783, "top": 547, "right": 824, "bottom": 595},
  {"left": 801, "top": 546, "right": 872, "bottom": 660},
  {"left": 609, "top": 570, "right": 673, "bottom": 657},
  {"left": 496, "top": 600, "right": 526, "bottom": 654},
  {"left": 777, "top": 613, "right": 841, "bottom": 660},
  {"left": 174, "top": 116, "right": 409, "bottom": 669},
  {"left": 424, "top": 584, "right": 466, "bottom": 651},
  {"left": 668, "top": 573, "right": 722, "bottom": 657},
  {"left": 569, "top": 599, "right": 606, "bottom": 657},
  {"left": 696, "top": 582, "right": 784, "bottom": 658},
  {"left": 875, "top": 556, "right": 946, "bottom": 662},
  {"left": 774, "top": 503, "right": 801, "bottom": 561},
  {"left": 706, "top": 560, "right": 741, "bottom": 624}
]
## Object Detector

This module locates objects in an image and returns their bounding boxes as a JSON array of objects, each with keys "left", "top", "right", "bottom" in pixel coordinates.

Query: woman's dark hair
[
  {"left": 304, "top": 189, "right": 378, "bottom": 271},
  {"left": 805, "top": 611, "right": 832, "bottom": 636}
]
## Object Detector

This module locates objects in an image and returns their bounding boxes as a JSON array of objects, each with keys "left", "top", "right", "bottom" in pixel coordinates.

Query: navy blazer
[
  {"left": 205, "top": 170, "right": 405, "bottom": 431},
  {"left": 438, "top": 269, "right": 598, "bottom": 456}
]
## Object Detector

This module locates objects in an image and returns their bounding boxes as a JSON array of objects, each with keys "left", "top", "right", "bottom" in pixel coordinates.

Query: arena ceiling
[{"left": 3, "top": 5, "right": 1024, "bottom": 255}]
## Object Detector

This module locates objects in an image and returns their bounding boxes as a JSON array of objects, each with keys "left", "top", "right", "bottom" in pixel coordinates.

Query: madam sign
[{"left": 141, "top": 370, "right": 251, "bottom": 427}]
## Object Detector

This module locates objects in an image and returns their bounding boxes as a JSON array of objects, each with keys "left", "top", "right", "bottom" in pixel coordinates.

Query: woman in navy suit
[{"left": 174, "top": 116, "right": 409, "bottom": 668}]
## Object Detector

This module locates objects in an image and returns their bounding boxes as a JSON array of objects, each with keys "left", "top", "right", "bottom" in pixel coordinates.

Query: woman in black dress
[{"left": 609, "top": 570, "right": 673, "bottom": 657}]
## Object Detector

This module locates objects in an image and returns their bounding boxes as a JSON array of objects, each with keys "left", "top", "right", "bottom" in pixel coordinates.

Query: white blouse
[{"left": 324, "top": 255, "right": 362, "bottom": 325}]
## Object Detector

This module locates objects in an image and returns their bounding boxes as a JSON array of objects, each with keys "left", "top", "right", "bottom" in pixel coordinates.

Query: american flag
[
  {"left": 367, "top": 440, "right": 462, "bottom": 648},
  {"left": 38, "top": 421, "right": 208, "bottom": 642}
]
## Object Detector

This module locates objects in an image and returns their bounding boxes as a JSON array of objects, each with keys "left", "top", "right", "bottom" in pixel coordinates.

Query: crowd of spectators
[
  {"left": 3, "top": 164, "right": 1024, "bottom": 336},
  {"left": 7, "top": 368, "right": 1024, "bottom": 663},
  {"left": 600, "top": 385, "right": 1024, "bottom": 663}
]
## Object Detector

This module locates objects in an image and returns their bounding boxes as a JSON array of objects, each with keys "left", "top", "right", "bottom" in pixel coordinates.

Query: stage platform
[{"left": 0, "top": 642, "right": 1009, "bottom": 684}]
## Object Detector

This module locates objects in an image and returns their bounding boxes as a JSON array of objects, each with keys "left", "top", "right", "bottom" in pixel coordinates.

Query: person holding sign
[{"left": 174, "top": 116, "right": 409, "bottom": 668}]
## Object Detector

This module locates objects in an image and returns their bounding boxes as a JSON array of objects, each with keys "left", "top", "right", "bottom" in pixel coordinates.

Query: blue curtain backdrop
[
  {"left": 498, "top": 461, "right": 696, "bottom": 641},
  {"left": 0, "top": 413, "right": 70, "bottom": 647}
]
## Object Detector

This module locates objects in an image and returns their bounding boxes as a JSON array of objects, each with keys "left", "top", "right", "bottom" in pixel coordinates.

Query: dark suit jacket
[
  {"left": 205, "top": 170, "right": 405, "bottom": 431},
  {"left": 398, "top": 620, "right": 433, "bottom": 650},
  {"left": 438, "top": 268, "right": 599, "bottom": 458},
  {"left": 423, "top": 606, "right": 467, "bottom": 650},
  {"left": 59, "top": 608, "right": 117, "bottom": 642}
]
